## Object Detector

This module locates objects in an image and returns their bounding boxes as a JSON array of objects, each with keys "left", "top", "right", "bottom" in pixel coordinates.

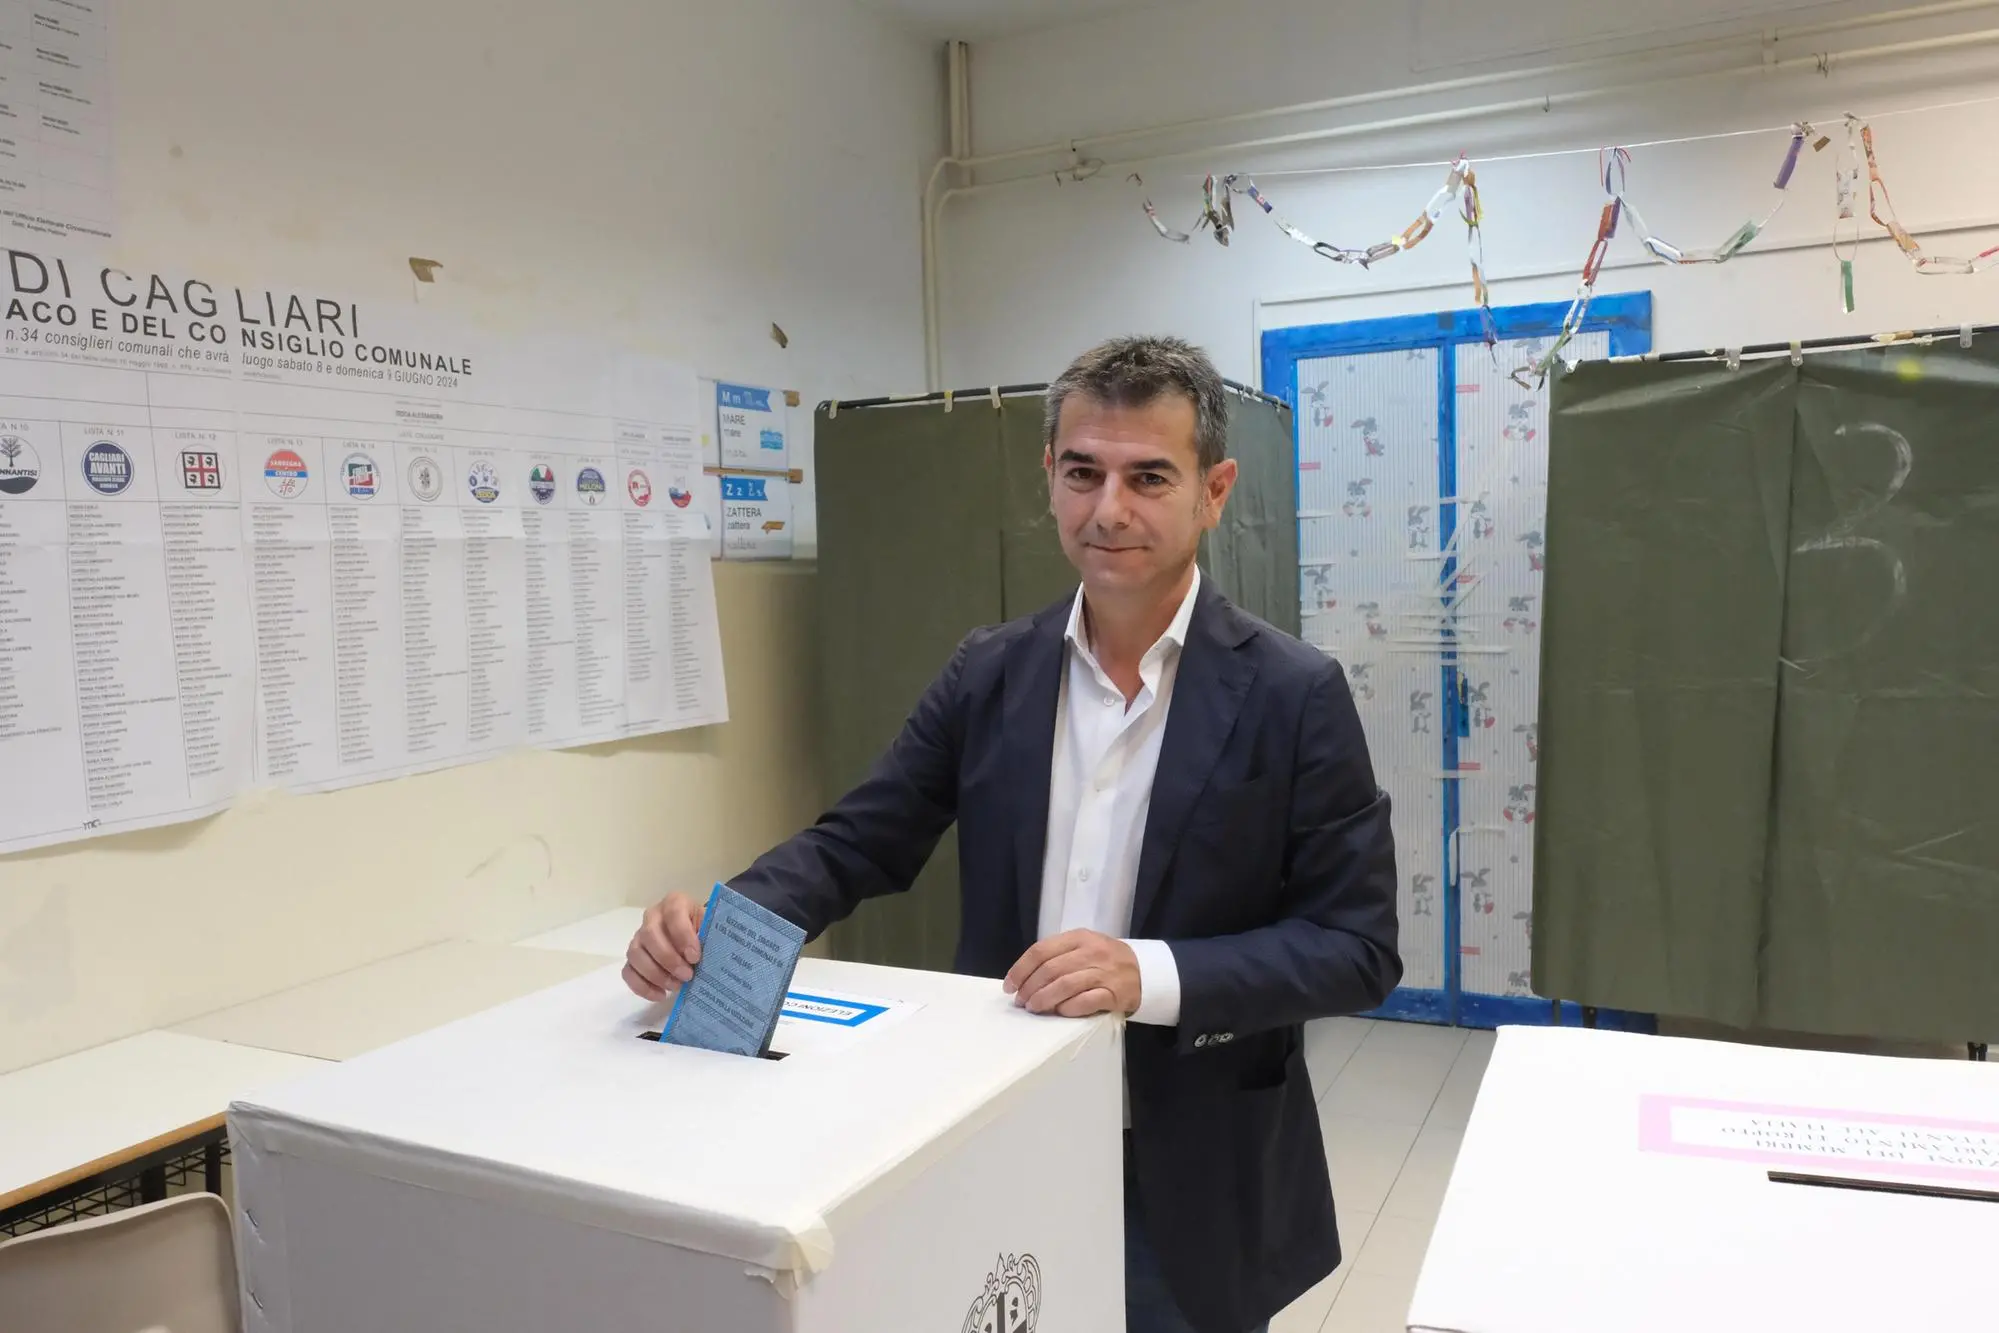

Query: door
[{"left": 1262, "top": 294, "right": 1651, "bottom": 1028}]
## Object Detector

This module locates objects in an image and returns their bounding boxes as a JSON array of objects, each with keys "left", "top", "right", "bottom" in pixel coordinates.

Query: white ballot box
[
  {"left": 1409, "top": 1026, "right": 1999, "bottom": 1333},
  {"left": 228, "top": 957, "right": 1124, "bottom": 1333}
]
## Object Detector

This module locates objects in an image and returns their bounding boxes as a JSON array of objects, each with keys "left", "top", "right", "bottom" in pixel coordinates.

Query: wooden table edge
[{"left": 0, "top": 1112, "right": 225, "bottom": 1215}]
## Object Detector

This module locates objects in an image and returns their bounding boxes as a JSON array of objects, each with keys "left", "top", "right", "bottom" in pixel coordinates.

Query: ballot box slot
[{"left": 638, "top": 1031, "right": 787, "bottom": 1061}]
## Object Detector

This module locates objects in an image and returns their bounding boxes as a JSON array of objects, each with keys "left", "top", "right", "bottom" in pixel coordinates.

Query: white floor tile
[
  {"left": 1319, "top": 1115, "right": 1422, "bottom": 1215},
  {"left": 1380, "top": 1121, "right": 1465, "bottom": 1221},
  {"left": 1305, "top": 1017, "right": 1373, "bottom": 1097},
  {"left": 1338, "top": 1206, "right": 1377, "bottom": 1260},
  {"left": 1322, "top": 1214, "right": 1434, "bottom": 1332},
  {"left": 1351, "top": 1212, "right": 1435, "bottom": 1281},
  {"left": 1320, "top": 1048, "right": 1455, "bottom": 1124},
  {"left": 1356, "top": 1018, "right": 1468, "bottom": 1061},
  {"left": 1320, "top": 1274, "right": 1414, "bottom": 1333},
  {"left": 1270, "top": 1209, "right": 1377, "bottom": 1333},
  {"left": 1271, "top": 1266, "right": 1343, "bottom": 1333},
  {"left": 1425, "top": 1030, "right": 1495, "bottom": 1129},
  {"left": 1300, "top": 1021, "right": 1490, "bottom": 1330}
]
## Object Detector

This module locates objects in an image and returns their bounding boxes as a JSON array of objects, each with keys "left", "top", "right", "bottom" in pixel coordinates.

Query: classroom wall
[
  {"left": 930, "top": 0, "right": 1999, "bottom": 1052},
  {"left": 0, "top": 0, "right": 941, "bottom": 1074},
  {"left": 939, "top": 0, "right": 1999, "bottom": 384}
]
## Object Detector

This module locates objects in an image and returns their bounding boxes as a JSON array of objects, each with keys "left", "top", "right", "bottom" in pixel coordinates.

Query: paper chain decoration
[
  {"left": 1135, "top": 159, "right": 1497, "bottom": 344},
  {"left": 1850, "top": 114, "right": 1999, "bottom": 291},
  {"left": 1135, "top": 113, "right": 1999, "bottom": 383},
  {"left": 1514, "top": 125, "right": 1814, "bottom": 386}
]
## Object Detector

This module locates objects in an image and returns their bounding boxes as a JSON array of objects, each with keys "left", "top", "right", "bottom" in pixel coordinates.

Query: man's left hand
[{"left": 1004, "top": 931, "right": 1141, "bottom": 1017}]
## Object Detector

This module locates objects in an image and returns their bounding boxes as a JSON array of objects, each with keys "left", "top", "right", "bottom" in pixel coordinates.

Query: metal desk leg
[
  {"left": 1582, "top": 1006, "right": 1598, "bottom": 1029},
  {"left": 1971, "top": 1043, "right": 1988, "bottom": 1063},
  {"left": 205, "top": 1140, "right": 224, "bottom": 1194},
  {"left": 139, "top": 1166, "right": 167, "bottom": 1204}
]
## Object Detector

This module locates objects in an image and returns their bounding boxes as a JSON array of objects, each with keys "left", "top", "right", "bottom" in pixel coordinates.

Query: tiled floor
[{"left": 1270, "top": 1016, "right": 1495, "bottom": 1333}]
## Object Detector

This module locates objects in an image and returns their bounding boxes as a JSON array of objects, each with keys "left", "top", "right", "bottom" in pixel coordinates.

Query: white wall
[
  {"left": 940, "top": 0, "right": 1999, "bottom": 384},
  {"left": 0, "top": 0, "right": 941, "bottom": 1073}
]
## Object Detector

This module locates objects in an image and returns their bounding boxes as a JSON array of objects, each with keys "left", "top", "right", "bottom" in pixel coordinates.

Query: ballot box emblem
[
  {"left": 961, "top": 1252, "right": 1041, "bottom": 1333},
  {"left": 0, "top": 436, "right": 39, "bottom": 494},
  {"left": 408, "top": 455, "right": 444, "bottom": 503}
]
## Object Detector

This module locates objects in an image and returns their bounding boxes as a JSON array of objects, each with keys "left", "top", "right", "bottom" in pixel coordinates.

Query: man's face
[{"left": 1045, "top": 392, "right": 1237, "bottom": 599}]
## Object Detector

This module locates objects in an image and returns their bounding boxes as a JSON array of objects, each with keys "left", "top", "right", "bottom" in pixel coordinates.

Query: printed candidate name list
[{"left": 0, "top": 246, "right": 727, "bottom": 854}]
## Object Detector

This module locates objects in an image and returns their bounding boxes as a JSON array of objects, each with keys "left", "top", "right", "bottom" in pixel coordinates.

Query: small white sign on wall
[
  {"left": 715, "top": 382, "right": 786, "bottom": 471},
  {"left": 720, "top": 473, "right": 792, "bottom": 559}
]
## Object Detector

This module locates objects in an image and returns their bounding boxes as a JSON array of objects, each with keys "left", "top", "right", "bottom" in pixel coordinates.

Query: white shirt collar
[{"left": 1065, "top": 564, "right": 1202, "bottom": 669}]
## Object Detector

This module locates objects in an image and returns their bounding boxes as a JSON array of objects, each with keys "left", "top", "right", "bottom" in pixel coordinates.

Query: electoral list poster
[{"left": 0, "top": 245, "right": 726, "bottom": 854}]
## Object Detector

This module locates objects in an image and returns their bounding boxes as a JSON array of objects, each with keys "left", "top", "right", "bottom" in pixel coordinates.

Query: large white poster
[{"left": 0, "top": 245, "right": 727, "bottom": 854}]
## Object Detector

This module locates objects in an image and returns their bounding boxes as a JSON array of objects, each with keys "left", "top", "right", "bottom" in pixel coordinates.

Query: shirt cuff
[{"left": 1123, "top": 938, "right": 1182, "bottom": 1027}]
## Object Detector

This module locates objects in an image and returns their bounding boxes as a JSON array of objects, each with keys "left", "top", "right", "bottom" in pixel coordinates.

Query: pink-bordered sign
[{"left": 1639, "top": 1094, "right": 1999, "bottom": 1187}]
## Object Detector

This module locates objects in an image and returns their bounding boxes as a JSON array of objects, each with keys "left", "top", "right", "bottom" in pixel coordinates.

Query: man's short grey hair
[{"left": 1044, "top": 335, "right": 1230, "bottom": 472}]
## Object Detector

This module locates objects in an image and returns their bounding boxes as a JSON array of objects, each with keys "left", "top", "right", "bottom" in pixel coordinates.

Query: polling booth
[
  {"left": 227, "top": 958, "right": 1123, "bottom": 1332},
  {"left": 1408, "top": 1026, "right": 1999, "bottom": 1332},
  {"left": 1535, "top": 339, "right": 1999, "bottom": 1045}
]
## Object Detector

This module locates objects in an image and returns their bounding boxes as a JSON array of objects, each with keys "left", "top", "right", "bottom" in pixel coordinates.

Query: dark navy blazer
[{"left": 732, "top": 581, "right": 1402, "bottom": 1333}]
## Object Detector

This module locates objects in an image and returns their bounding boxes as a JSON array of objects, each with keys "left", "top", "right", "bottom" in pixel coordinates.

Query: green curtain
[
  {"left": 810, "top": 401, "right": 1000, "bottom": 971},
  {"left": 813, "top": 390, "right": 1299, "bottom": 970},
  {"left": 1534, "top": 344, "right": 1999, "bottom": 1042},
  {"left": 1204, "top": 394, "right": 1303, "bottom": 639}
]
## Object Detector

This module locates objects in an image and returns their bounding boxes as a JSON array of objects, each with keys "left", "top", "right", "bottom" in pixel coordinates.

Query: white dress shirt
[{"left": 1035, "top": 566, "right": 1201, "bottom": 1028}]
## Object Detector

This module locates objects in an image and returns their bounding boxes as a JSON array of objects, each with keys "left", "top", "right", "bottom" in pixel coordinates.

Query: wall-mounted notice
[
  {"left": 714, "top": 382, "right": 785, "bottom": 471},
  {"left": 0, "top": 243, "right": 728, "bottom": 855},
  {"left": 719, "top": 474, "right": 791, "bottom": 560},
  {"left": 0, "top": 0, "right": 115, "bottom": 241}
]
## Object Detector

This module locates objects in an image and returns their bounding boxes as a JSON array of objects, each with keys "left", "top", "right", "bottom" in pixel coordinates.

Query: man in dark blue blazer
[{"left": 626, "top": 335, "right": 1400, "bottom": 1333}]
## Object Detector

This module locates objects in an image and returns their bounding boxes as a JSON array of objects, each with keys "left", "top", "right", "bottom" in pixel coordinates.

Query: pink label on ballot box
[{"left": 1638, "top": 1095, "right": 1999, "bottom": 1185}]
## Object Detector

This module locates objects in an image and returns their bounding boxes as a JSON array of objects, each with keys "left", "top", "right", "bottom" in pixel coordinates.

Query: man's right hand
[{"left": 623, "top": 893, "right": 705, "bottom": 1002}]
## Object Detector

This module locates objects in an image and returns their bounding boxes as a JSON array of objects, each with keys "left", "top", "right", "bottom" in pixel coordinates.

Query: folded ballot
[{"left": 658, "top": 883, "right": 806, "bottom": 1057}]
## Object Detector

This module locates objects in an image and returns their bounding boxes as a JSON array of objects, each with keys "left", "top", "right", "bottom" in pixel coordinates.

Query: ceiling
[{"left": 851, "top": 0, "right": 1164, "bottom": 41}]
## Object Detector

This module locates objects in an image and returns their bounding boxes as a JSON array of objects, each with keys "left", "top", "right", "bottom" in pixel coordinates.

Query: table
[
  {"left": 0, "top": 1032, "right": 323, "bottom": 1231},
  {"left": 516, "top": 907, "right": 642, "bottom": 959},
  {"left": 1409, "top": 1026, "right": 1999, "bottom": 1332},
  {"left": 170, "top": 941, "right": 609, "bottom": 1061},
  {"left": 6, "top": 940, "right": 610, "bottom": 1235}
]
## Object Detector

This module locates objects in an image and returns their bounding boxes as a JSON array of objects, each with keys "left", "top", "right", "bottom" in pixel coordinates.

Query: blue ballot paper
[{"left": 657, "top": 883, "right": 807, "bottom": 1058}]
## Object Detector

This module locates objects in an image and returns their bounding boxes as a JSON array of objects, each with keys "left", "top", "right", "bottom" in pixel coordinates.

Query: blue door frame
[{"left": 1261, "top": 292, "right": 1656, "bottom": 1031}]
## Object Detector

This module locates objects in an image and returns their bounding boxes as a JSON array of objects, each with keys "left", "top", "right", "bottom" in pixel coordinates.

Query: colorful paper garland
[
  {"left": 1135, "top": 160, "right": 1499, "bottom": 344},
  {"left": 1135, "top": 113, "right": 1999, "bottom": 383}
]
